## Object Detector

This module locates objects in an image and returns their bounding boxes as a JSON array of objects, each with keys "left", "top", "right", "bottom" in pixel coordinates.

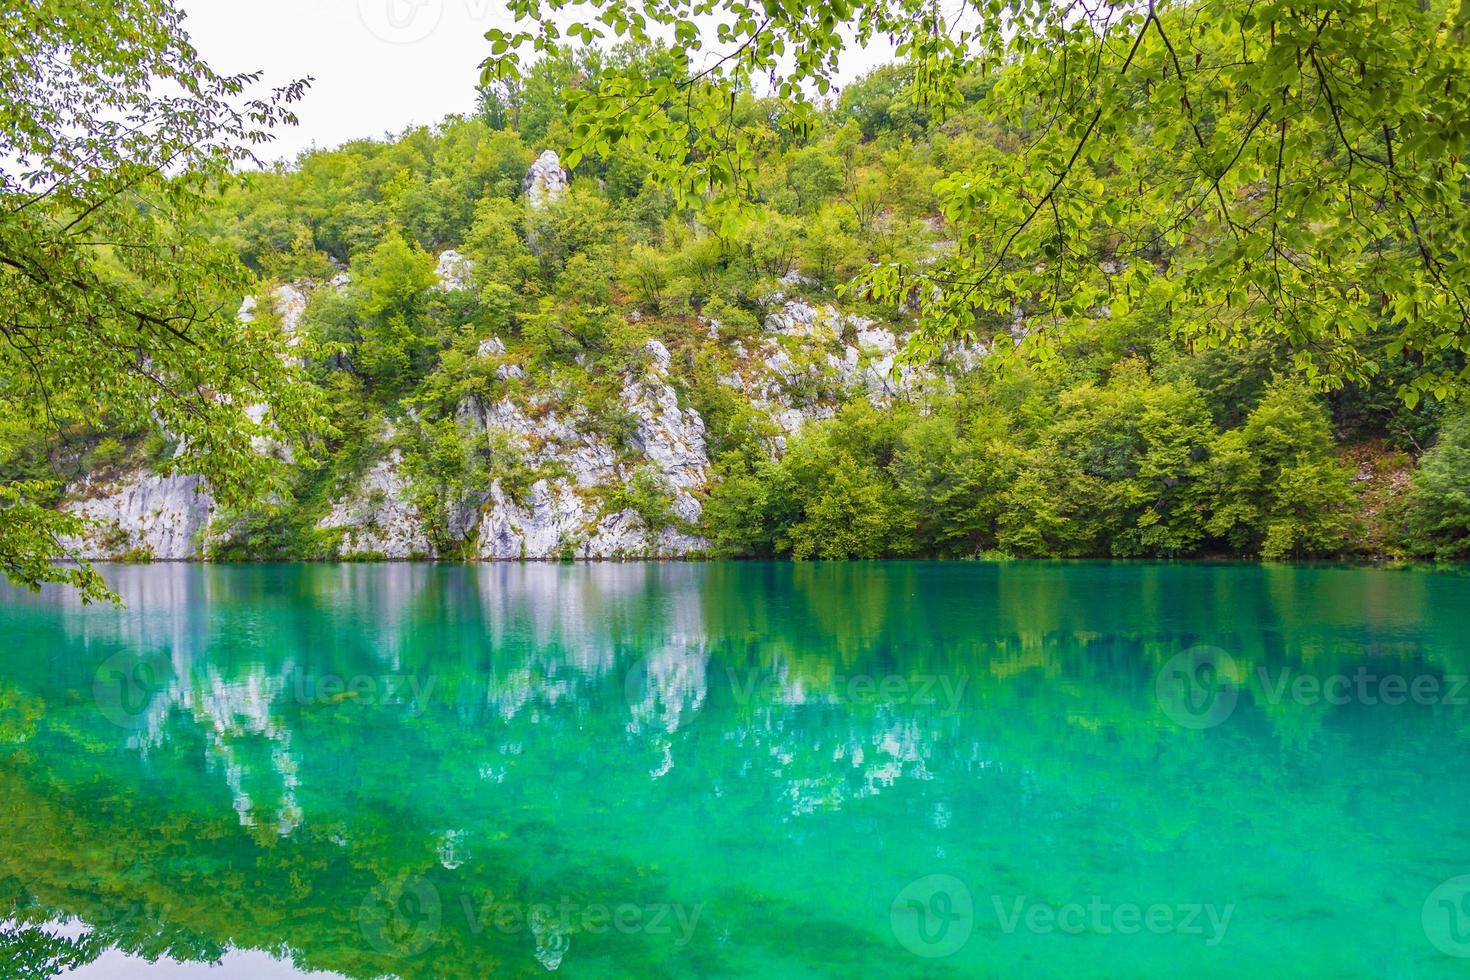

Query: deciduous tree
[{"left": 1, "top": 0, "right": 311, "bottom": 598}]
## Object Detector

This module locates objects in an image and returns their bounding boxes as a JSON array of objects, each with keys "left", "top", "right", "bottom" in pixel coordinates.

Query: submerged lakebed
[{"left": 1, "top": 561, "right": 1469, "bottom": 977}]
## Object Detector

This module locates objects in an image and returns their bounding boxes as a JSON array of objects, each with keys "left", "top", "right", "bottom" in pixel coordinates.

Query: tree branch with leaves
[
  {"left": 483, "top": 0, "right": 1470, "bottom": 404},
  {"left": 0, "top": 0, "right": 313, "bottom": 600}
]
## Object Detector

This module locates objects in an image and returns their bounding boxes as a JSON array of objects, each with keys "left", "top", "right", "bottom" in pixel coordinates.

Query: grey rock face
[
  {"left": 60, "top": 471, "right": 214, "bottom": 560},
  {"left": 523, "top": 150, "right": 568, "bottom": 209},
  {"left": 434, "top": 249, "right": 475, "bottom": 291},
  {"left": 237, "top": 283, "right": 308, "bottom": 370},
  {"left": 477, "top": 480, "right": 589, "bottom": 560},
  {"left": 238, "top": 283, "right": 307, "bottom": 335},
  {"left": 318, "top": 450, "right": 434, "bottom": 558},
  {"left": 622, "top": 340, "right": 709, "bottom": 494},
  {"left": 58, "top": 273, "right": 988, "bottom": 562},
  {"left": 720, "top": 300, "right": 945, "bottom": 441},
  {"left": 443, "top": 338, "right": 713, "bottom": 560},
  {"left": 304, "top": 341, "right": 718, "bottom": 561}
]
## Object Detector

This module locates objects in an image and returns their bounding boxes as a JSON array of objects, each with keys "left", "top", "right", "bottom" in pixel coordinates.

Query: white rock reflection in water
[
  {"left": 134, "top": 661, "right": 304, "bottom": 836},
  {"left": 54, "top": 566, "right": 306, "bottom": 836},
  {"left": 530, "top": 904, "right": 570, "bottom": 971},
  {"left": 437, "top": 829, "right": 468, "bottom": 870},
  {"left": 625, "top": 637, "right": 708, "bottom": 736},
  {"left": 30, "top": 562, "right": 960, "bottom": 842}
]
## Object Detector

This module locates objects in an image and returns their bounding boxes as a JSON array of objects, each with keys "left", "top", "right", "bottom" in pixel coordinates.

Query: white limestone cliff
[
  {"left": 522, "top": 149, "right": 568, "bottom": 209},
  {"left": 60, "top": 472, "right": 215, "bottom": 560},
  {"left": 434, "top": 249, "right": 475, "bottom": 291},
  {"left": 58, "top": 238, "right": 988, "bottom": 562},
  {"left": 318, "top": 449, "right": 434, "bottom": 558}
]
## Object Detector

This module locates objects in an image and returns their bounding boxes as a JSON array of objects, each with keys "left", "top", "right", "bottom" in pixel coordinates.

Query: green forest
[{"left": 5, "top": 0, "right": 1470, "bottom": 593}]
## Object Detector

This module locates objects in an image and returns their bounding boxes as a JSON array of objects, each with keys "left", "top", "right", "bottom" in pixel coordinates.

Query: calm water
[{"left": 2, "top": 562, "right": 1470, "bottom": 978}]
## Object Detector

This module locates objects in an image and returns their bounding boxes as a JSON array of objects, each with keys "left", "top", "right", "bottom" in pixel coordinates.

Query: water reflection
[
  {"left": 2, "top": 562, "right": 1470, "bottom": 977},
  {"left": 0, "top": 918, "right": 347, "bottom": 978}
]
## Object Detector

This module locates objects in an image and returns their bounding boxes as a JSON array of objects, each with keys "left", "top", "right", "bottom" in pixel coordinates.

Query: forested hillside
[{"left": 17, "top": 48, "right": 1470, "bottom": 562}]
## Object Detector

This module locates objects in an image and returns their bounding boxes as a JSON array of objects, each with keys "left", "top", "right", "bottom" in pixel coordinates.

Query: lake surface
[{"left": 2, "top": 562, "right": 1470, "bottom": 977}]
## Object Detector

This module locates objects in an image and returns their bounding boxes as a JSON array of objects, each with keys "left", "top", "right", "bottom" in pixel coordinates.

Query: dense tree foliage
[
  {"left": 37, "top": 31, "right": 1470, "bottom": 561},
  {"left": 484, "top": 0, "right": 1470, "bottom": 399},
  {"left": 1403, "top": 412, "right": 1470, "bottom": 558},
  {"left": 704, "top": 363, "right": 1361, "bottom": 560}
]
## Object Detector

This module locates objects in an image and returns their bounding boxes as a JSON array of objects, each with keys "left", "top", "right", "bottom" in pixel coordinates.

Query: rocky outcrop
[
  {"left": 317, "top": 450, "right": 433, "bottom": 558},
  {"left": 59, "top": 269, "right": 987, "bottom": 562},
  {"left": 718, "top": 300, "right": 917, "bottom": 442},
  {"left": 622, "top": 340, "right": 709, "bottom": 496},
  {"left": 455, "top": 344, "right": 711, "bottom": 560},
  {"left": 237, "top": 283, "right": 308, "bottom": 368},
  {"left": 60, "top": 471, "right": 214, "bottom": 560},
  {"left": 477, "top": 480, "right": 583, "bottom": 559},
  {"left": 312, "top": 337, "right": 714, "bottom": 561},
  {"left": 434, "top": 249, "right": 474, "bottom": 291},
  {"left": 474, "top": 480, "right": 704, "bottom": 561},
  {"left": 60, "top": 284, "right": 305, "bottom": 562},
  {"left": 237, "top": 282, "right": 308, "bottom": 335},
  {"left": 523, "top": 150, "right": 568, "bottom": 209}
]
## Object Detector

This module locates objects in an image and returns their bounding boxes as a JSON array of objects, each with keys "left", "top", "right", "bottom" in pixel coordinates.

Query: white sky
[{"left": 179, "top": 0, "right": 899, "bottom": 165}]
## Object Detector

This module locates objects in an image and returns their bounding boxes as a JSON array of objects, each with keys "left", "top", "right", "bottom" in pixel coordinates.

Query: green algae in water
[{"left": 1, "top": 561, "right": 1470, "bottom": 977}]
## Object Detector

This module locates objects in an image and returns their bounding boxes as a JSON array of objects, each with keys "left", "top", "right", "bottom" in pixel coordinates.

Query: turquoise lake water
[{"left": 2, "top": 561, "right": 1470, "bottom": 977}]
